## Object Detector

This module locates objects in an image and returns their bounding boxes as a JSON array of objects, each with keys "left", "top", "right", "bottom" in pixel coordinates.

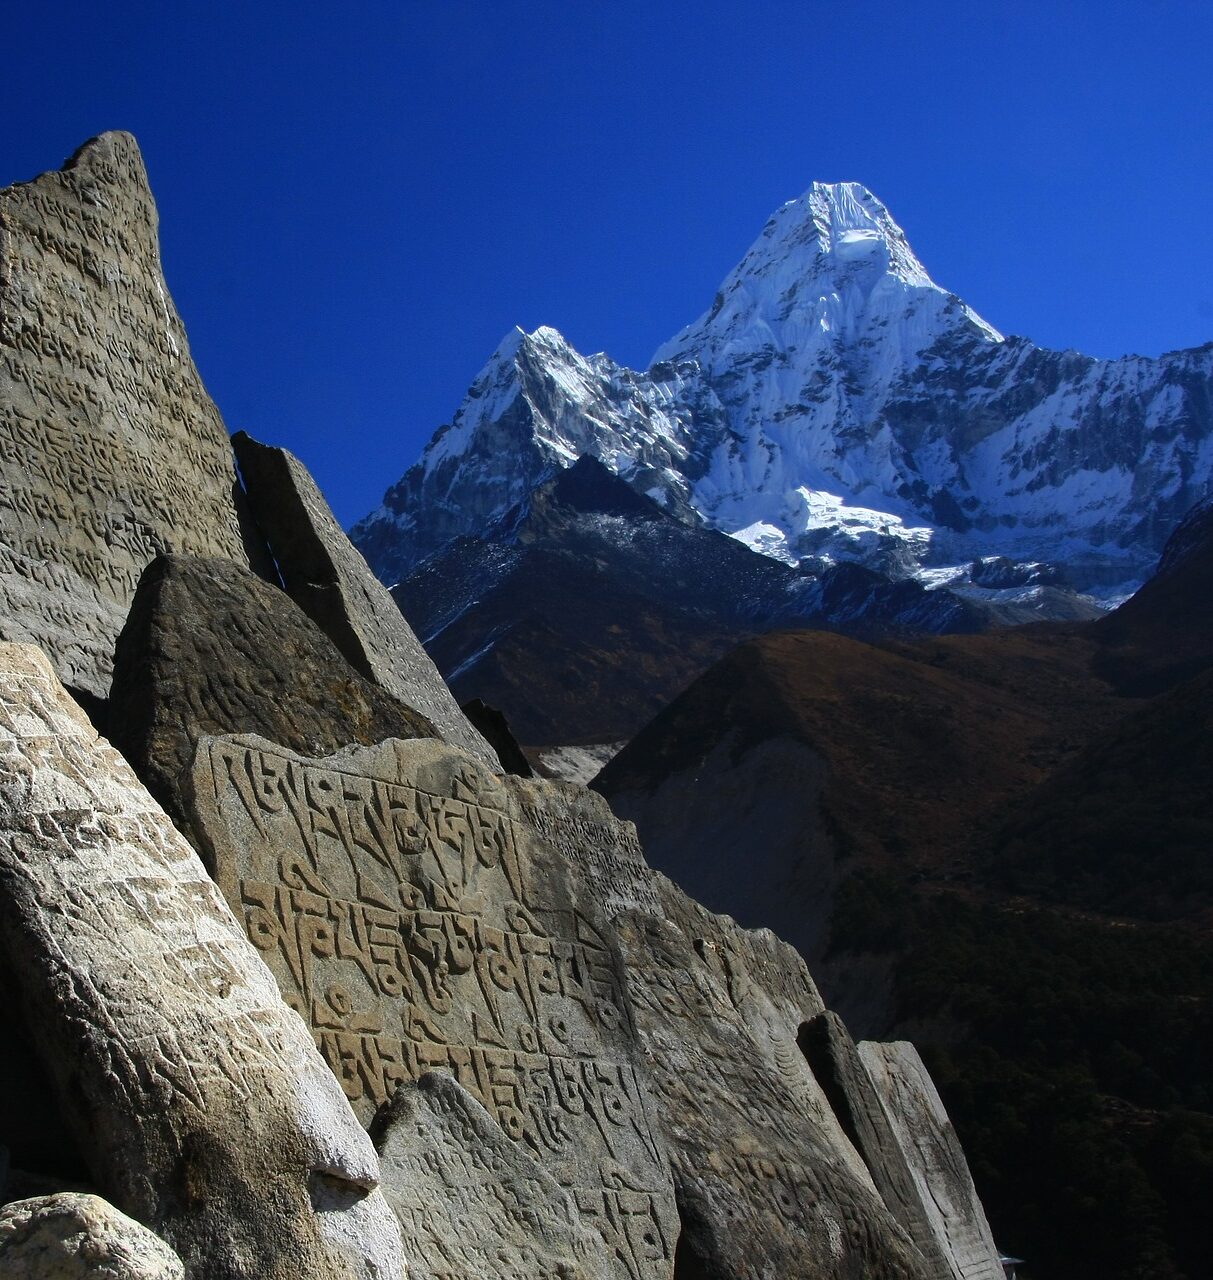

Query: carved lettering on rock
[
  {"left": 0, "top": 133, "right": 259, "bottom": 695},
  {"left": 189, "top": 734, "right": 677, "bottom": 1280}
]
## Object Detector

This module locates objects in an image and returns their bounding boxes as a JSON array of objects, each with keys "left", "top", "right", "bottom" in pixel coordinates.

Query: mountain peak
[
  {"left": 654, "top": 179, "right": 1001, "bottom": 367},
  {"left": 801, "top": 180, "right": 933, "bottom": 285}
]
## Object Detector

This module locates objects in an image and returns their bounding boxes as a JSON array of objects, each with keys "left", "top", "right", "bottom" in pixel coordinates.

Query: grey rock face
[
  {"left": 0, "top": 133, "right": 268, "bottom": 697},
  {"left": 609, "top": 880, "right": 931, "bottom": 1280},
  {"left": 0, "top": 645, "right": 404, "bottom": 1280},
  {"left": 799, "top": 1012, "right": 987, "bottom": 1279},
  {"left": 232, "top": 432, "right": 497, "bottom": 768},
  {"left": 186, "top": 733, "right": 679, "bottom": 1280},
  {"left": 0, "top": 1194, "right": 183, "bottom": 1279},
  {"left": 856, "top": 1043, "right": 1004, "bottom": 1280},
  {"left": 107, "top": 554, "right": 437, "bottom": 824},
  {"left": 373, "top": 1072, "right": 614, "bottom": 1280},
  {"left": 186, "top": 725, "right": 946, "bottom": 1278}
]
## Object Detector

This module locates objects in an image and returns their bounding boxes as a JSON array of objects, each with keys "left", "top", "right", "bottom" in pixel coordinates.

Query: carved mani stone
[
  {"left": 0, "top": 133, "right": 269, "bottom": 698},
  {"left": 0, "top": 644, "right": 404, "bottom": 1280},
  {"left": 107, "top": 554, "right": 436, "bottom": 824},
  {"left": 232, "top": 432, "right": 499, "bottom": 769},
  {"left": 0, "top": 1193, "right": 183, "bottom": 1279},
  {"left": 798, "top": 1011, "right": 969, "bottom": 1279},
  {"left": 856, "top": 1043, "right": 1005, "bottom": 1280},
  {"left": 609, "top": 881, "right": 933, "bottom": 1280},
  {"left": 372, "top": 1071, "right": 615, "bottom": 1280},
  {"left": 186, "top": 733, "right": 679, "bottom": 1280}
]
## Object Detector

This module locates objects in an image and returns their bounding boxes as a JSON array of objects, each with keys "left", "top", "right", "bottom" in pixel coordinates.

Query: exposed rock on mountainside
[
  {"left": 0, "top": 134, "right": 1006, "bottom": 1280},
  {"left": 393, "top": 455, "right": 1099, "bottom": 749},
  {"left": 595, "top": 505, "right": 1213, "bottom": 1278},
  {"left": 354, "top": 184, "right": 1213, "bottom": 596},
  {"left": 0, "top": 132, "right": 268, "bottom": 698}
]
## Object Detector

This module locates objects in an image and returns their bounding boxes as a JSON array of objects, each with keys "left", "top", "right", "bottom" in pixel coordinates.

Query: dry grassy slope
[{"left": 596, "top": 623, "right": 1130, "bottom": 883}]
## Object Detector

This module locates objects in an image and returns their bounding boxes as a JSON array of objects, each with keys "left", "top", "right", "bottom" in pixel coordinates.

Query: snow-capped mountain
[{"left": 353, "top": 182, "right": 1213, "bottom": 595}]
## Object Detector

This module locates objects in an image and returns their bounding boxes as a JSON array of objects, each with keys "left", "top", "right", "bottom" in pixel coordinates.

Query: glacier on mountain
[{"left": 353, "top": 181, "right": 1213, "bottom": 595}]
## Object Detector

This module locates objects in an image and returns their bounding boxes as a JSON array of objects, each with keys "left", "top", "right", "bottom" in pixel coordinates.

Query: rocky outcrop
[
  {"left": 231, "top": 432, "right": 497, "bottom": 768},
  {"left": 185, "top": 732, "right": 682, "bottom": 1279},
  {"left": 0, "top": 134, "right": 268, "bottom": 697},
  {"left": 799, "top": 1012, "right": 998, "bottom": 1279},
  {"left": 107, "top": 554, "right": 436, "bottom": 822},
  {"left": 0, "top": 1194, "right": 183, "bottom": 1279},
  {"left": 856, "top": 1044, "right": 1003, "bottom": 1280},
  {"left": 183, "top": 726, "right": 940, "bottom": 1278},
  {"left": 0, "top": 644, "right": 403, "bottom": 1279},
  {"left": 373, "top": 1072, "right": 614, "bottom": 1280},
  {"left": 0, "top": 133, "right": 1011, "bottom": 1280}
]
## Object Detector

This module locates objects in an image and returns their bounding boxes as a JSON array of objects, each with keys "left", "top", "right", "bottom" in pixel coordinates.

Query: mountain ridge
[{"left": 354, "top": 181, "right": 1213, "bottom": 595}]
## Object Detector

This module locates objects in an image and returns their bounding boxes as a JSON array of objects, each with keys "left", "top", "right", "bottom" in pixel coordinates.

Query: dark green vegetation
[
  {"left": 599, "top": 497, "right": 1213, "bottom": 1279},
  {"left": 833, "top": 878, "right": 1213, "bottom": 1278}
]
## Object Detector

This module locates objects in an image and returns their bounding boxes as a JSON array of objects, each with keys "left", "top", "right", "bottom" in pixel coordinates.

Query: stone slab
[
  {"left": 232, "top": 433, "right": 497, "bottom": 768},
  {"left": 0, "top": 644, "right": 403, "bottom": 1280},
  {"left": 0, "top": 134, "right": 269, "bottom": 697},
  {"left": 186, "top": 733, "right": 678, "bottom": 1280},
  {"left": 609, "top": 880, "right": 931, "bottom": 1280},
  {"left": 107, "top": 554, "right": 435, "bottom": 825},
  {"left": 373, "top": 1071, "right": 615, "bottom": 1280},
  {"left": 799, "top": 1011, "right": 958, "bottom": 1276},
  {"left": 188, "top": 726, "right": 942, "bottom": 1279},
  {"left": 857, "top": 1041, "right": 1004, "bottom": 1280}
]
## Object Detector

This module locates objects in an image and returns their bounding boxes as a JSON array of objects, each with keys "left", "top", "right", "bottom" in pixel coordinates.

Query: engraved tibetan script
[
  {"left": 0, "top": 133, "right": 258, "bottom": 695},
  {"left": 190, "top": 734, "right": 676, "bottom": 1280}
]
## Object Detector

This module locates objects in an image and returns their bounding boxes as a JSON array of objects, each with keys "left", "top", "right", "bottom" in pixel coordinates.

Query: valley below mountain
[{"left": 595, "top": 499, "right": 1213, "bottom": 1279}]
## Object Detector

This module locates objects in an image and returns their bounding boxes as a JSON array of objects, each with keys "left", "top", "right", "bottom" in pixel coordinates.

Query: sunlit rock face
[
  {"left": 355, "top": 181, "right": 1213, "bottom": 597},
  {"left": 0, "top": 645, "right": 404, "bottom": 1280},
  {"left": 0, "top": 133, "right": 270, "bottom": 698}
]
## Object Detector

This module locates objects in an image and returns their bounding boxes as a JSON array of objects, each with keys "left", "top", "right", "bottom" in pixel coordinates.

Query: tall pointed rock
[
  {"left": 0, "top": 132, "right": 269, "bottom": 696},
  {"left": 232, "top": 431, "right": 499, "bottom": 768}
]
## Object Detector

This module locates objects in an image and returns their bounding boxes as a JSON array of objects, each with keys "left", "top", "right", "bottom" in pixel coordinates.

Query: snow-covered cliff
[{"left": 354, "top": 182, "right": 1213, "bottom": 595}]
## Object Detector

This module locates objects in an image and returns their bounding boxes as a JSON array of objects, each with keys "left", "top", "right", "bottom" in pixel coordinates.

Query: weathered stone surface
[
  {"left": 372, "top": 1071, "right": 614, "bottom": 1280},
  {"left": 0, "top": 134, "right": 268, "bottom": 697},
  {"left": 108, "top": 554, "right": 436, "bottom": 822},
  {"left": 799, "top": 1011, "right": 964, "bottom": 1278},
  {"left": 187, "top": 733, "right": 678, "bottom": 1280},
  {"left": 0, "top": 645, "right": 404, "bottom": 1280},
  {"left": 857, "top": 1042, "right": 1004, "bottom": 1280},
  {"left": 609, "top": 879, "right": 931, "bottom": 1280},
  {"left": 0, "top": 1194, "right": 183, "bottom": 1279},
  {"left": 232, "top": 432, "right": 497, "bottom": 767},
  {"left": 187, "top": 727, "right": 943, "bottom": 1278}
]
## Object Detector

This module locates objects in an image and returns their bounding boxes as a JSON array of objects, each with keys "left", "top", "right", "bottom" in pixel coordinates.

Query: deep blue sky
[{"left": 5, "top": 1, "right": 1212, "bottom": 524}]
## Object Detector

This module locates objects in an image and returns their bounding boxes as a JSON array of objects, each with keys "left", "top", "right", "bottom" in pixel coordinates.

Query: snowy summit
[{"left": 353, "top": 182, "right": 1213, "bottom": 596}]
